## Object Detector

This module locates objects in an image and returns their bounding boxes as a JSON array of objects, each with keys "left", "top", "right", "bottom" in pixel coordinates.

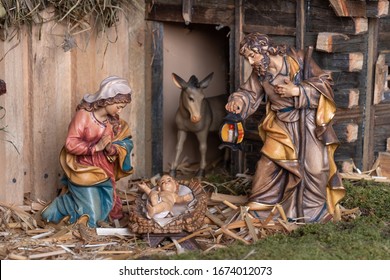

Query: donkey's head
[{"left": 172, "top": 72, "right": 214, "bottom": 123}]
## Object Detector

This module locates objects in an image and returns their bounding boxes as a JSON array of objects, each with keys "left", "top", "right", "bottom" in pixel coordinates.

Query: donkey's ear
[
  {"left": 198, "top": 72, "right": 214, "bottom": 88},
  {"left": 172, "top": 73, "right": 187, "bottom": 89}
]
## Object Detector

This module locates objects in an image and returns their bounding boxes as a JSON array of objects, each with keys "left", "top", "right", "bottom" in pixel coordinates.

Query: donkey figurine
[{"left": 169, "top": 72, "right": 227, "bottom": 178}]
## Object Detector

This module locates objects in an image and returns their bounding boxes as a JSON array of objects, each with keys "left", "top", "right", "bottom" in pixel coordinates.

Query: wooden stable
[
  {"left": 1, "top": 0, "right": 390, "bottom": 206},
  {"left": 144, "top": 0, "right": 390, "bottom": 176}
]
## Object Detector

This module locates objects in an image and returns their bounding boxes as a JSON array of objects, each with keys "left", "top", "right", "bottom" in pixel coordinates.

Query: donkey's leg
[
  {"left": 170, "top": 130, "right": 187, "bottom": 178},
  {"left": 195, "top": 130, "right": 208, "bottom": 178}
]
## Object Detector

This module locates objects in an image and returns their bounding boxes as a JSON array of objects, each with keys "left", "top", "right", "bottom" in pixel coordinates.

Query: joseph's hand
[
  {"left": 274, "top": 78, "right": 300, "bottom": 98},
  {"left": 225, "top": 97, "right": 244, "bottom": 114}
]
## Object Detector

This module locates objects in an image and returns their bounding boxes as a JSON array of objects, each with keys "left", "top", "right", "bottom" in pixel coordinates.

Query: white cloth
[{"left": 83, "top": 76, "right": 132, "bottom": 103}]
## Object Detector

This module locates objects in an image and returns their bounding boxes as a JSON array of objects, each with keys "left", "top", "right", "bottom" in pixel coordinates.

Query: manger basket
[{"left": 129, "top": 179, "right": 207, "bottom": 234}]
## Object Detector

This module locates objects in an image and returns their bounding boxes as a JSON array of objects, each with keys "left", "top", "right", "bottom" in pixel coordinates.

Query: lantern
[{"left": 218, "top": 113, "right": 244, "bottom": 151}]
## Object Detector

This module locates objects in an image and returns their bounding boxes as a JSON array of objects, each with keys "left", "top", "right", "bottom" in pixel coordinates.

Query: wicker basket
[{"left": 129, "top": 180, "right": 207, "bottom": 234}]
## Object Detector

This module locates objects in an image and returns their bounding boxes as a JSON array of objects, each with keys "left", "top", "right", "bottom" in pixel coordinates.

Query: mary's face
[
  {"left": 242, "top": 48, "right": 270, "bottom": 77},
  {"left": 105, "top": 102, "right": 127, "bottom": 116}
]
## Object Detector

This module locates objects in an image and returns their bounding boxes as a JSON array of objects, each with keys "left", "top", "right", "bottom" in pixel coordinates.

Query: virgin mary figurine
[{"left": 41, "top": 76, "right": 134, "bottom": 227}]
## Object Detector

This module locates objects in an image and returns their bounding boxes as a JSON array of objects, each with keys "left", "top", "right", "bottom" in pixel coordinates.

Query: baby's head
[{"left": 158, "top": 175, "right": 179, "bottom": 193}]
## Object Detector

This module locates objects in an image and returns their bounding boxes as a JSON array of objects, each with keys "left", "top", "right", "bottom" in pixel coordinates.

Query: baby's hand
[
  {"left": 146, "top": 203, "right": 155, "bottom": 217},
  {"left": 138, "top": 182, "right": 151, "bottom": 194}
]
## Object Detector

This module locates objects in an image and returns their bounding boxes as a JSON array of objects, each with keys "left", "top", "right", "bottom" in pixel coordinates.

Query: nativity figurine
[
  {"left": 41, "top": 76, "right": 134, "bottom": 227},
  {"left": 138, "top": 175, "right": 193, "bottom": 219}
]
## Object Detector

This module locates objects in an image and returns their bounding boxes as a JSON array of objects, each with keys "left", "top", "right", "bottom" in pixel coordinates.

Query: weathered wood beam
[
  {"left": 316, "top": 32, "right": 366, "bottom": 53},
  {"left": 329, "top": 0, "right": 366, "bottom": 17},
  {"left": 243, "top": 24, "right": 296, "bottom": 36},
  {"left": 373, "top": 104, "right": 390, "bottom": 154},
  {"left": 379, "top": 17, "right": 390, "bottom": 33},
  {"left": 329, "top": 0, "right": 389, "bottom": 18},
  {"left": 336, "top": 158, "right": 355, "bottom": 173},
  {"left": 387, "top": 138, "right": 390, "bottom": 152},
  {"left": 379, "top": 33, "right": 390, "bottom": 50},
  {"left": 182, "top": 0, "right": 193, "bottom": 25},
  {"left": 243, "top": 1, "right": 296, "bottom": 30},
  {"left": 374, "top": 104, "right": 390, "bottom": 126},
  {"left": 374, "top": 53, "right": 387, "bottom": 105},
  {"left": 145, "top": 1, "right": 234, "bottom": 25},
  {"left": 319, "top": 52, "right": 363, "bottom": 72},
  {"left": 379, "top": 51, "right": 390, "bottom": 65},
  {"left": 334, "top": 142, "right": 362, "bottom": 170},
  {"left": 334, "top": 88, "right": 360, "bottom": 109},
  {"left": 354, "top": 18, "right": 369, "bottom": 34},
  {"left": 372, "top": 152, "right": 390, "bottom": 178},
  {"left": 334, "top": 122, "right": 359, "bottom": 143},
  {"left": 367, "top": 0, "right": 389, "bottom": 18},
  {"left": 309, "top": 0, "right": 368, "bottom": 34},
  {"left": 308, "top": 17, "right": 367, "bottom": 35},
  {"left": 331, "top": 71, "right": 361, "bottom": 89}
]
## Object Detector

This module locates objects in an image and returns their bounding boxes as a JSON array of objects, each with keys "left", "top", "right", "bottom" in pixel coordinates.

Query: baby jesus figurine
[{"left": 137, "top": 175, "right": 193, "bottom": 219}]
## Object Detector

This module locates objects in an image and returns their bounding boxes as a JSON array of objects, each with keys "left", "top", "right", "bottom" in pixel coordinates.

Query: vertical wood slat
[
  {"left": 31, "top": 12, "right": 72, "bottom": 201},
  {"left": 296, "top": 0, "right": 306, "bottom": 50},
  {"left": 151, "top": 22, "right": 164, "bottom": 175},
  {"left": 124, "top": 9, "right": 147, "bottom": 183},
  {"left": 363, "top": 18, "right": 379, "bottom": 171},
  {"left": 232, "top": 0, "right": 244, "bottom": 175},
  {"left": 0, "top": 29, "right": 32, "bottom": 205}
]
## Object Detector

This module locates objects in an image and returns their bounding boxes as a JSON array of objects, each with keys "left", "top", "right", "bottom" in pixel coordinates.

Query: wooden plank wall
[
  {"left": 240, "top": 0, "right": 390, "bottom": 173},
  {"left": 0, "top": 5, "right": 147, "bottom": 205},
  {"left": 309, "top": 0, "right": 368, "bottom": 172},
  {"left": 374, "top": 14, "right": 390, "bottom": 163},
  {"left": 0, "top": 28, "right": 31, "bottom": 206}
]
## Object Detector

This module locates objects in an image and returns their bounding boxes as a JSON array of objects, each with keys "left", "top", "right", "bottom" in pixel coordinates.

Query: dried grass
[
  {"left": 0, "top": 0, "right": 138, "bottom": 43},
  {"left": 0, "top": 176, "right": 359, "bottom": 260}
]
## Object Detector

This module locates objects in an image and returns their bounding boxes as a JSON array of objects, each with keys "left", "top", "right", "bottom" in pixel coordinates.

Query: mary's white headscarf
[{"left": 83, "top": 76, "right": 132, "bottom": 103}]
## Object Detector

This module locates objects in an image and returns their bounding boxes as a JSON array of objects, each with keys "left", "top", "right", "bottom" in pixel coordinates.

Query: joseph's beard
[{"left": 254, "top": 62, "right": 269, "bottom": 77}]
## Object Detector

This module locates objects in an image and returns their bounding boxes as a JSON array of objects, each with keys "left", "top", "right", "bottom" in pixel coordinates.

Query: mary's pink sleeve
[{"left": 65, "top": 111, "right": 96, "bottom": 155}]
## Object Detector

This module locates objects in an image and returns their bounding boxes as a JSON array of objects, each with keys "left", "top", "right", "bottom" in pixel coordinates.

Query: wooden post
[
  {"left": 363, "top": 18, "right": 379, "bottom": 171},
  {"left": 182, "top": 0, "right": 193, "bottom": 25},
  {"left": 232, "top": 0, "right": 244, "bottom": 175},
  {"left": 151, "top": 22, "right": 164, "bottom": 176},
  {"left": 296, "top": 0, "right": 306, "bottom": 50}
]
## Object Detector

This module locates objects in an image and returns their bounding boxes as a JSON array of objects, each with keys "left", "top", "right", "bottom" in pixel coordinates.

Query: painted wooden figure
[
  {"left": 225, "top": 33, "right": 346, "bottom": 223},
  {"left": 138, "top": 175, "right": 193, "bottom": 219},
  {"left": 41, "top": 76, "right": 134, "bottom": 227},
  {"left": 169, "top": 72, "right": 226, "bottom": 178}
]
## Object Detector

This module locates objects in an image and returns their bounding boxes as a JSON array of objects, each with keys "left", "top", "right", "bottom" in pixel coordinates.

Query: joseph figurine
[{"left": 225, "top": 33, "right": 345, "bottom": 222}]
